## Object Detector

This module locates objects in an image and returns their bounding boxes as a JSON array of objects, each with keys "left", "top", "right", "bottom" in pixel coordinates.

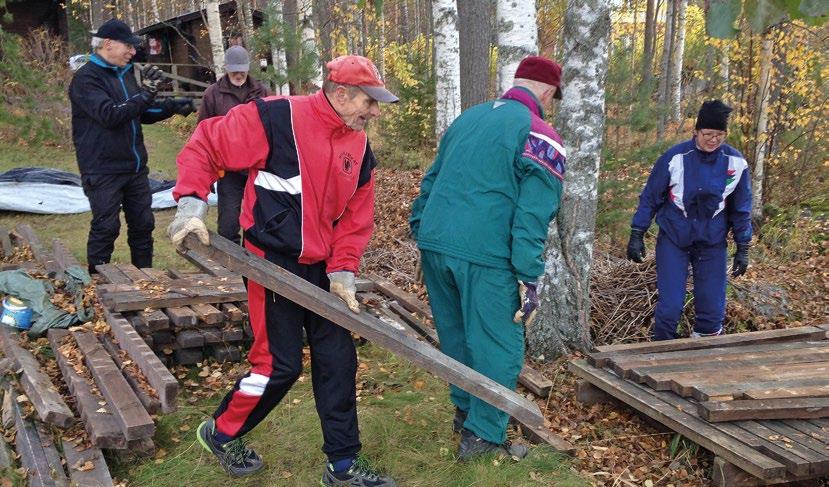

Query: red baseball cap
[
  {"left": 515, "top": 56, "right": 563, "bottom": 99},
  {"left": 326, "top": 55, "right": 399, "bottom": 103}
]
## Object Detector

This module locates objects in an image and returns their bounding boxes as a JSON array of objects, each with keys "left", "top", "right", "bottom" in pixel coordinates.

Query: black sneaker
[
  {"left": 321, "top": 456, "right": 396, "bottom": 486},
  {"left": 457, "top": 428, "right": 529, "bottom": 461},
  {"left": 452, "top": 407, "right": 468, "bottom": 434},
  {"left": 197, "top": 418, "right": 264, "bottom": 477}
]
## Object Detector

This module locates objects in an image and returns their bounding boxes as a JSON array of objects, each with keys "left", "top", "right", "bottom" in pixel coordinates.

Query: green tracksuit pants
[{"left": 420, "top": 250, "right": 524, "bottom": 444}]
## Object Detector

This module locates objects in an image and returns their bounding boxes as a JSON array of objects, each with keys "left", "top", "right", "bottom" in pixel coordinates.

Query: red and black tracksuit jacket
[{"left": 173, "top": 90, "right": 376, "bottom": 461}]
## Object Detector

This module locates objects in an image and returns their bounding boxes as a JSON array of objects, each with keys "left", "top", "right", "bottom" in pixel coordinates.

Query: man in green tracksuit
[{"left": 409, "top": 56, "right": 566, "bottom": 461}]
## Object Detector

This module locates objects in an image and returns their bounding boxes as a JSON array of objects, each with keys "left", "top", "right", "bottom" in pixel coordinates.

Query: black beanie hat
[{"left": 695, "top": 99, "right": 733, "bottom": 131}]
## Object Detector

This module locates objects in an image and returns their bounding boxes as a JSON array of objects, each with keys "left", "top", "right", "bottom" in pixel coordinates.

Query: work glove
[
  {"left": 167, "top": 196, "right": 209, "bottom": 250},
  {"left": 140, "top": 64, "right": 164, "bottom": 94},
  {"left": 626, "top": 228, "right": 646, "bottom": 263},
  {"left": 731, "top": 242, "right": 750, "bottom": 278},
  {"left": 328, "top": 271, "right": 360, "bottom": 313},
  {"left": 512, "top": 281, "right": 539, "bottom": 326},
  {"left": 163, "top": 97, "right": 196, "bottom": 116}
]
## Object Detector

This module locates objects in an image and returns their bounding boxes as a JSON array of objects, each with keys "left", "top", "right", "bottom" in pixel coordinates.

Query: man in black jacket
[{"left": 69, "top": 18, "right": 194, "bottom": 274}]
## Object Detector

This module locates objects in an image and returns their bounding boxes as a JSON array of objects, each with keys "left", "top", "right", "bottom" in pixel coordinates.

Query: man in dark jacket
[
  {"left": 627, "top": 100, "right": 752, "bottom": 340},
  {"left": 197, "top": 45, "right": 271, "bottom": 245},
  {"left": 69, "top": 18, "right": 194, "bottom": 274}
]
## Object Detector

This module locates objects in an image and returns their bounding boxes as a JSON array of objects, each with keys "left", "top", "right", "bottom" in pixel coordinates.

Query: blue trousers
[{"left": 654, "top": 236, "right": 727, "bottom": 340}]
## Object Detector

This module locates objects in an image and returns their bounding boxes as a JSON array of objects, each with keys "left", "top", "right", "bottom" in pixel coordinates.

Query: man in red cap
[
  {"left": 410, "top": 55, "right": 566, "bottom": 461},
  {"left": 168, "top": 55, "right": 397, "bottom": 485}
]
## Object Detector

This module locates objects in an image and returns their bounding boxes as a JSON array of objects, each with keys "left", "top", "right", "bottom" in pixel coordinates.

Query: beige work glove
[
  {"left": 167, "top": 196, "right": 209, "bottom": 250},
  {"left": 328, "top": 271, "right": 360, "bottom": 313},
  {"left": 512, "top": 281, "right": 539, "bottom": 327}
]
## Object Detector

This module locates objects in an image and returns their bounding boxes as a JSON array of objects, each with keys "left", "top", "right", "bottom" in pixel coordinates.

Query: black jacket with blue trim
[{"left": 69, "top": 54, "right": 175, "bottom": 174}]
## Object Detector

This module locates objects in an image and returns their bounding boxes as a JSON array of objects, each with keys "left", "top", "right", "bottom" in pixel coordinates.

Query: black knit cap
[{"left": 695, "top": 99, "right": 732, "bottom": 131}]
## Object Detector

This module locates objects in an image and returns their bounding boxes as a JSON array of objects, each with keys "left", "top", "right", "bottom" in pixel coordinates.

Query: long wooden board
[
  {"left": 61, "top": 440, "right": 114, "bottom": 487},
  {"left": 9, "top": 382, "right": 61, "bottom": 487},
  {"left": 700, "top": 398, "right": 829, "bottom": 422},
  {"left": 183, "top": 233, "right": 548, "bottom": 436}
]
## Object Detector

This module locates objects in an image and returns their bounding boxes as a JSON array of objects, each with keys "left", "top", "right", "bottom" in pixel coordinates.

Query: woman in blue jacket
[{"left": 627, "top": 100, "right": 752, "bottom": 340}]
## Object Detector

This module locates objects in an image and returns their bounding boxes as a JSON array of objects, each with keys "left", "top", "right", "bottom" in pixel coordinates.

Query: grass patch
[{"left": 113, "top": 346, "right": 584, "bottom": 486}]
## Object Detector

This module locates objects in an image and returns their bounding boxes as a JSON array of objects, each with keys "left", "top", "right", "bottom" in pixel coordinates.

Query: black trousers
[
  {"left": 213, "top": 241, "right": 361, "bottom": 462},
  {"left": 81, "top": 170, "right": 154, "bottom": 273},
  {"left": 217, "top": 171, "right": 247, "bottom": 245}
]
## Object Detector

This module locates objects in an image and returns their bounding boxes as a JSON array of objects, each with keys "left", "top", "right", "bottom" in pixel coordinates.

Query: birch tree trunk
[
  {"left": 656, "top": 0, "right": 675, "bottom": 140},
  {"left": 401, "top": 0, "right": 410, "bottom": 43},
  {"left": 670, "top": 0, "right": 686, "bottom": 123},
  {"left": 752, "top": 35, "right": 774, "bottom": 222},
  {"left": 495, "top": 0, "right": 538, "bottom": 95},
  {"left": 270, "top": 0, "right": 290, "bottom": 95},
  {"left": 300, "top": 0, "right": 323, "bottom": 88},
  {"left": 315, "top": 0, "right": 332, "bottom": 61},
  {"left": 149, "top": 0, "right": 160, "bottom": 24},
  {"left": 530, "top": 0, "right": 611, "bottom": 360},
  {"left": 432, "top": 0, "right": 461, "bottom": 139},
  {"left": 641, "top": 0, "right": 656, "bottom": 86},
  {"left": 237, "top": 0, "right": 255, "bottom": 47},
  {"left": 458, "top": 0, "right": 492, "bottom": 110},
  {"left": 206, "top": 0, "right": 225, "bottom": 79}
]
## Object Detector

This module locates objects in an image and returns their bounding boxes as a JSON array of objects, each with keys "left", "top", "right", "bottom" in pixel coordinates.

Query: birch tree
[
  {"left": 530, "top": 0, "right": 611, "bottom": 360},
  {"left": 205, "top": 0, "right": 225, "bottom": 79},
  {"left": 432, "top": 0, "right": 461, "bottom": 138},
  {"left": 751, "top": 34, "right": 774, "bottom": 222},
  {"left": 670, "top": 0, "right": 686, "bottom": 123},
  {"left": 656, "top": 0, "right": 675, "bottom": 140},
  {"left": 495, "top": 0, "right": 538, "bottom": 94},
  {"left": 237, "top": 0, "right": 255, "bottom": 47},
  {"left": 641, "top": 0, "right": 656, "bottom": 86},
  {"left": 300, "top": 0, "right": 323, "bottom": 88},
  {"left": 269, "top": 0, "right": 290, "bottom": 95}
]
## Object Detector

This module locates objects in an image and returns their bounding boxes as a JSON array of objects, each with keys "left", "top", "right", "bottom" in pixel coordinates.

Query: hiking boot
[
  {"left": 457, "top": 428, "right": 529, "bottom": 461},
  {"left": 321, "top": 456, "right": 396, "bottom": 486},
  {"left": 452, "top": 407, "right": 468, "bottom": 434},
  {"left": 197, "top": 418, "right": 264, "bottom": 477}
]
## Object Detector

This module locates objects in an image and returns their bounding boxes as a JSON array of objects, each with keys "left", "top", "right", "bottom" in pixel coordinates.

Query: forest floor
[{"left": 0, "top": 122, "right": 826, "bottom": 486}]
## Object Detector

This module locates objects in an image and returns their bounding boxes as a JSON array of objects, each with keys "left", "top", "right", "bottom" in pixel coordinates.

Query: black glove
[
  {"left": 164, "top": 97, "right": 196, "bottom": 116},
  {"left": 732, "top": 242, "right": 749, "bottom": 277},
  {"left": 140, "top": 64, "right": 164, "bottom": 93},
  {"left": 627, "top": 228, "right": 646, "bottom": 263}
]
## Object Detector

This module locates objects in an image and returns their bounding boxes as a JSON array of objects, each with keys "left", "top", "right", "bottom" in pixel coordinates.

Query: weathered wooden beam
[
  {"left": 700, "top": 398, "right": 829, "bottom": 423},
  {"left": 183, "top": 233, "right": 547, "bottom": 433},
  {"left": 101, "top": 305, "right": 178, "bottom": 416},
  {"left": 0, "top": 326, "right": 74, "bottom": 428},
  {"left": 8, "top": 381, "right": 62, "bottom": 487},
  {"left": 0, "top": 226, "right": 12, "bottom": 258},
  {"left": 12, "top": 224, "right": 57, "bottom": 276},
  {"left": 61, "top": 440, "right": 114, "bottom": 487},
  {"left": 47, "top": 330, "right": 126, "bottom": 449},
  {"left": 72, "top": 330, "right": 155, "bottom": 440},
  {"left": 98, "top": 334, "right": 162, "bottom": 415}
]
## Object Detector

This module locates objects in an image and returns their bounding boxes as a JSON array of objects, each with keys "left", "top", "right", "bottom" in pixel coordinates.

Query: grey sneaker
[
  {"left": 452, "top": 407, "right": 468, "bottom": 434},
  {"left": 457, "top": 428, "right": 529, "bottom": 461},
  {"left": 197, "top": 418, "right": 264, "bottom": 477},
  {"left": 321, "top": 456, "right": 396, "bottom": 486}
]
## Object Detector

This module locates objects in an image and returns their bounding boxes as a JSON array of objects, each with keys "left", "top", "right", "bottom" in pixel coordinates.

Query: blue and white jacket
[
  {"left": 69, "top": 54, "right": 175, "bottom": 174},
  {"left": 631, "top": 139, "right": 752, "bottom": 248}
]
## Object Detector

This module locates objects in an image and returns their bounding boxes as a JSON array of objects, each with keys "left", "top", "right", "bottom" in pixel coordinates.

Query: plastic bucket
[{"left": 1, "top": 296, "right": 33, "bottom": 330}]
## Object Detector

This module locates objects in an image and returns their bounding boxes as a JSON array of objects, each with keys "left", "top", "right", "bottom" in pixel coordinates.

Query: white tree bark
[
  {"left": 530, "top": 0, "right": 611, "bottom": 360},
  {"left": 205, "top": 0, "right": 225, "bottom": 79},
  {"left": 432, "top": 0, "right": 461, "bottom": 139},
  {"left": 268, "top": 0, "right": 290, "bottom": 95},
  {"left": 752, "top": 36, "right": 774, "bottom": 222},
  {"left": 238, "top": 0, "right": 255, "bottom": 47},
  {"left": 670, "top": 0, "right": 686, "bottom": 122},
  {"left": 149, "top": 0, "right": 161, "bottom": 24},
  {"left": 656, "top": 0, "right": 675, "bottom": 140},
  {"left": 496, "top": 0, "right": 538, "bottom": 94},
  {"left": 300, "top": 0, "right": 323, "bottom": 88}
]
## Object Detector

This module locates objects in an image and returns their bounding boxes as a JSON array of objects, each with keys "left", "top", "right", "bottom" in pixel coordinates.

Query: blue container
[{"left": 1, "top": 296, "right": 33, "bottom": 330}]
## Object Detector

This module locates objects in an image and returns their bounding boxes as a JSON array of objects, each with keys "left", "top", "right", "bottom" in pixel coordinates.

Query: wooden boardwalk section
[{"left": 573, "top": 326, "right": 829, "bottom": 485}]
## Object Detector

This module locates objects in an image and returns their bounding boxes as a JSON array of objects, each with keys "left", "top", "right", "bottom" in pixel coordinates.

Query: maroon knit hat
[{"left": 514, "top": 56, "right": 563, "bottom": 99}]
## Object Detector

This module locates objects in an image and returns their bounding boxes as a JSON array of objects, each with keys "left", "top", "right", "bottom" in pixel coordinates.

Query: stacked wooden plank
[
  {"left": 571, "top": 326, "right": 829, "bottom": 485},
  {"left": 95, "top": 263, "right": 252, "bottom": 366}
]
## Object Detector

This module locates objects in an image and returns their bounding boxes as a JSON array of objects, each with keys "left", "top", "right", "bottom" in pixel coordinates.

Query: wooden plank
[
  {"left": 568, "top": 360, "right": 787, "bottom": 480},
  {"left": 178, "top": 248, "right": 238, "bottom": 277},
  {"left": 386, "top": 301, "right": 440, "bottom": 346},
  {"left": 47, "top": 330, "right": 126, "bottom": 449},
  {"left": 671, "top": 364, "right": 829, "bottom": 397},
  {"left": 103, "top": 307, "right": 178, "bottom": 413},
  {"left": 128, "top": 314, "right": 150, "bottom": 335},
  {"left": 94, "top": 264, "right": 132, "bottom": 284},
  {"left": 12, "top": 224, "right": 57, "bottom": 276},
  {"left": 9, "top": 381, "right": 61, "bottom": 487},
  {"left": 140, "top": 309, "right": 170, "bottom": 331},
  {"left": 176, "top": 329, "right": 205, "bottom": 348},
  {"left": 72, "top": 330, "right": 155, "bottom": 440},
  {"left": 733, "top": 420, "right": 828, "bottom": 476},
  {"left": 221, "top": 327, "right": 245, "bottom": 343},
  {"left": 61, "top": 440, "right": 114, "bottom": 487},
  {"left": 190, "top": 303, "right": 224, "bottom": 325},
  {"left": 0, "top": 326, "right": 74, "bottom": 427},
  {"left": 615, "top": 342, "right": 829, "bottom": 379},
  {"left": 183, "top": 233, "right": 548, "bottom": 434},
  {"left": 115, "top": 263, "right": 152, "bottom": 283},
  {"left": 207, "top": 344, "right": 241, "bottom": 362},
  {"left": 760, "top": 421, "right": 829, "bottom": 459},
  {"left": 50, "top": 239, "right": 81, "bottom": 276},
  {"left": 701, "top": 398, "right": 829, "bottom": 422},
  {"left": 98, "top": 334, "right": 161, "bottom": 415},
  {"left": 743, "top": 385, "right": 829, "bottom": 400},
  {"left": 694, "top": 378, "right": 829, "bottom": 402},
  {"left": 35, "top": 424, "right": 70, "bottom": 487},
  {"left": 784, "top": 420, "right": 829, "bottom": 444},
  {"left": 102, "top": 284, "right": 248, "bottom": 312},
  {"left": 200, "top": 327, "right": 223, "bottom": 345},
  {"left": 219, "top": 302, "right": 244, "bottom": 323},
  {"left": 590, "top": 327, "right": 829, "bottom": 367},
  {"left": 368, "top": 274, "right": 434, "bottom": 319},
  {"left": 173, "top": 347, "right": 203, "bottom": 365},
  {"left": 165, "top": 306, "right": 198, "bottom": 328},
  {"left": 0, "top": 226, "right": 12, "bottom": 258}
]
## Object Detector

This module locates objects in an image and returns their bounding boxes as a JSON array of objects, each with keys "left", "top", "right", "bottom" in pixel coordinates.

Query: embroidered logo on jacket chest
[{"left": 339, "top": 151, "right": 356, "bottom": 176}]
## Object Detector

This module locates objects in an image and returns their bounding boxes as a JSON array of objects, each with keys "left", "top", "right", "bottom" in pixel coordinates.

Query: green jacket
[{"left": 409, "top": 87, "right": 566, "bottom": 282}]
